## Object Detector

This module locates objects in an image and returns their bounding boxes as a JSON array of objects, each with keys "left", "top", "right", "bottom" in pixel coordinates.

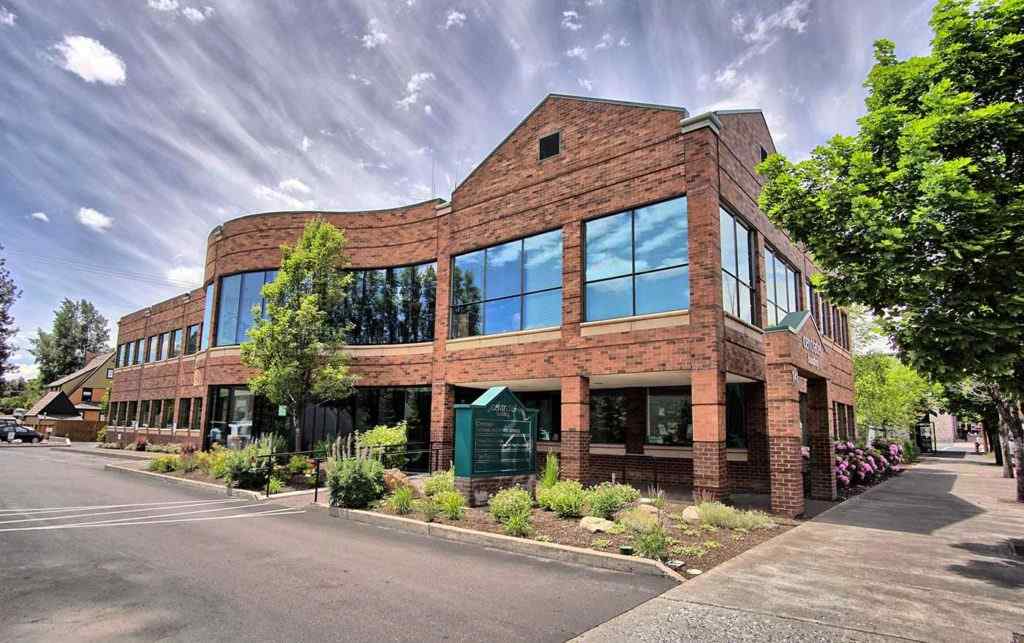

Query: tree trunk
[
  {"left": 1001, "top": 428, "right": 1015, "bottom": 478},
  {"left": 984, "top": 419, "right": 1003, "bottom": 467},
  {"left": 989, "top": 386, "right": 1023, "bottom": 501}
]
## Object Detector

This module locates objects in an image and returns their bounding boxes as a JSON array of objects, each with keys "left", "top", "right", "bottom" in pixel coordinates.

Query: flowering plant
[{"left": 834, "top": 440, "right": 903, "bottom": 489}]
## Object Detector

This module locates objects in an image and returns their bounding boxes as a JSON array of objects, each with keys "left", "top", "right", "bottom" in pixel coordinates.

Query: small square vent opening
[{"left": 539, "top": 132, "right": 560, "bottom": 160}]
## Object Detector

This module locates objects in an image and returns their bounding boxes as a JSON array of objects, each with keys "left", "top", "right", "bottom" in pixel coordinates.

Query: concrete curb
[
  {"left": 323, "top": 503, "right": 684, "bottom": 582},
  {"left": 103, "top": 462, "right": 264, "bottom": 501},
  {"left": 65, "top": 446, "right": 155, "bottom": 461},
  {"left": 0, "top": 441, "right": 70, "bottom": 448}
]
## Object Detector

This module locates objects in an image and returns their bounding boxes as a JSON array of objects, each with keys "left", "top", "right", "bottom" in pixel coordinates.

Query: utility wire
[{"left": 4, "top": 249, "right": 200, "bottom": 289}]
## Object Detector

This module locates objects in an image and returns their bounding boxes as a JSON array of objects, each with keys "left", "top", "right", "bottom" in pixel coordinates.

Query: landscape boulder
[
  {"left": 579, "top": 516, "right": 616, "bottom": 533},
  {"left": 383, "top": 468, "right": 414, "bottom": 494},
  {"left": 680, "top": 505, "right": 701, "bottom": 525}
]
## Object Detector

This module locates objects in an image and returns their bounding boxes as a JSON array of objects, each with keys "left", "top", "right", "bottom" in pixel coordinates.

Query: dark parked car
[{"left": 0, "top": 422, "right": 44, "bottom": 443}]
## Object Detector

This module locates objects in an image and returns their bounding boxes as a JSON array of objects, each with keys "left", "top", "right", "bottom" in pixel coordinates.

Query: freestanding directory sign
[{"left": 453, "top": 386, "right": 538, "bottom": 505}]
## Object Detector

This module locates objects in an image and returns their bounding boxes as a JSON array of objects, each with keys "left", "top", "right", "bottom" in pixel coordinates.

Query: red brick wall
[{"left": 109, "top": 97, "right": 855, "bottom": 501}]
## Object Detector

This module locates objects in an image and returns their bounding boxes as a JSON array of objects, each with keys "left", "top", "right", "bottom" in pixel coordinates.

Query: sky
[{"left": 0, "top": 0, "right": 935, "bottom": 382}]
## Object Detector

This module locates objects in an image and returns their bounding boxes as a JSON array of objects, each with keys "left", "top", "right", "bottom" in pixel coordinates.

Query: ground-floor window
[
  {"left": 646, "top": 387, "right": 692, "bottom": 446},
  {"left": 590, "top": 390, "right": 628, "bottom": 444},
  {"left": 725, "top": 384, "right": 748, "bottom": 448},
  {"left": 190, "top": 398, "right": 203, "bottom": 432},
  {"left": 206, "top": 386, "right": 287, "bottom": 449}
]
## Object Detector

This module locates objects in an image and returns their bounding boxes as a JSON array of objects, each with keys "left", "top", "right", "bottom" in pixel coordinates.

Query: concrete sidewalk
[{"left": 575, "top": 444, "right": 1024, "bottom": 642}]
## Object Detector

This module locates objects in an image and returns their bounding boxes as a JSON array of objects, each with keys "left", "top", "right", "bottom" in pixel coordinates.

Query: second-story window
[
  {"left": 133, "top": 339, "right": 143, "bottom": 365},
  {"left": 201, "top": 284, "right": 214, "bottom": 351},
  {"left": 147, "top": 336, "right": 158, "bottom": 363},
  {"left": 168, "top": 328, "right": 182, "bottom": 358},
  {"left": 584, "top": 196, "right": 689, "bottom": 322},
  {"left": 185, "top": 323, "right": 201, "bottom": 354},
  {"left": 215, "top": 270, "right": 277, "bottom": 346},
  {"left": 765, "top": 247, "right": 800, "bottom": 326},
  {"left": 337, "top": 261, "right": 437, "bottom": 345},
  {"left": 450, "top": 229, "right": 562, "bottom": 338},
  {"left": 720, "top": 207, "right": 755, "bottom": 324}
]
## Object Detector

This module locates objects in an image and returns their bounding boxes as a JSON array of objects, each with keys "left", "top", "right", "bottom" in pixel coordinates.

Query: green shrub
[
  {"left": 385, "top": 486, "right": 415, "bottom": 515},
  {"left": 96, "top": 425, "right": 107, "bottom": 443},
  {"left": 424, "top": 468, "right": 455, "bottom": 496},
  {"left": 586, "top": 482, "right": 640, "bottom": 519},
  {"left": 591, "top": 538, "right": 611, "bottom": 549},
  {"left": 287, "top": 454, "right": 311, "bottom": 476},
  {"left": 147, "top": 454, "right": 179, "bottom": 473},
  {"left": 325, "top": 456, "right": 386, "bottom": 508},
  {"left": 416, "top": 497, "right": 440, "bottom": 522},
  {"left": 696, "top": 501, "right": 775, "bottom": 530},
  {"left": 435, "top": 490, "right": 466, "bottom": 520},
  {"left": 357, "top": 422, "right": 408, "bottom": 468},
  {"left": 631, "top": 524, "right": 670, "bottom": 560},
  {"left": 703, "top": 539, "right": 722, "bottom": 550},
  {"left": 536, "top": 480, "right": 586, "bottom": 517},
  {"left": 179, "top": 453, "right": 199, "bottom": 474},
  {"left": 672, "top": 544, "right": 707, "bottom": 559},
  {"left": 618, "top": 507, "right": 659, "bottom": 533},
  {"left": 503, "top": 510, "right": 533, "bottom": 537},
  {"left": 224, "top": 446, "right": 268, "bottom": 490},
  {"left": 200, "top": 446, "right": 232, "bottom": 480},
  {"left": 540, "top": 452, "right": 559, "bottom": 488},
  {"left": 267, "top": 478, "right": 284, "bottom": 494},
  {"left": 489, "top": 487, "right": 533, "bottom": 523},
  {"left": 146, "top": 443, "right": 183, "bottom": 454}
]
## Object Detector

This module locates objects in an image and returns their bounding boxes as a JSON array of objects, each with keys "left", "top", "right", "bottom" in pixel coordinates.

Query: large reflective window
[
  {"left": 337, "top": 261, "right": 437, "bottom": 345},
  {"left": 450, "top": 229, "right": 563, "bottom": 338},
  {"left": 584, "top": 197, "right": 689, "bottom": 321},
  {"left": 200, "top": 283, "right": 214, "bottom": 351},
  {"left": 589, "top": 390, "right": 627, "bottom": 444},
  {"left": 721, "top": 208, "right": 756, "bottom": 324},
  {"left": 765, "top": 247, "right": 799, "bottom": 326},
  {"left": 215, "top": 270, "right": 277, "bottom": 346}
]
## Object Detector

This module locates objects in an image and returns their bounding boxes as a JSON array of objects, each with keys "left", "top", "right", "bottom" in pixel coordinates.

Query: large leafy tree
[
  {"left": 0, "top": 244, "right": 20, "bottom": 396},
  {"left": 854, "top": 353, "right": 940, "bottom": 440},
  {"left": 241, "top": 219, "right": 356, "bottom": 451},
  {"left": 29, "top": 298, "right": 110, "bottom": 384},
  {"left": 758, "top": 0, "right": 1024, "bottom": 500}
]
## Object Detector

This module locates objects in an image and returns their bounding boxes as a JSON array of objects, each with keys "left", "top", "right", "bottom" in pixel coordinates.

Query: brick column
[
  {"left": 430, "top": 381, "right": 454, "bottom": 470},
  {"left": 560, "top": 375, "right": 590, "bottom": 482},
  {"left": 807, "top": 378, "right": 836, "bottom": 501},
  {"left": 766, "top": 363, "right": 804, "bottom": 516},
  {"left": 692, "top": 369, "right": 729, "bottom": 500}
]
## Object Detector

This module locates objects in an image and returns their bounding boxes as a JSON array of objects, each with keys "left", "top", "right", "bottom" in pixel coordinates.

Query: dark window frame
[
  {"left": 340, "top": 260, "right": 438, "bottom": 345},
  {"left": 764, "top": 245, "right": 800, "bottom": 326},
  {"left": 185, "top": 323, "right": 201, "bottom": 354},
  {"left": 582, "top": 195, "right": 690, "bottom": 322},
  {"left": 449, "top": 229, "right": 562, "bottom": 339},
  {"left": 719, "top": 206, "right": 756, "bottom": 325}
]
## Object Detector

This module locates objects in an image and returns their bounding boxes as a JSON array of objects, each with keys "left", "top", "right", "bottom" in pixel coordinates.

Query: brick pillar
[
  {"left": 692, "top": 370, "right": 729, "bottom": 500},
  {"left": 766, "top": 363, "right": 804, "bottom": 516},
  {"left": 430, "top": 381, "right": 454, "bottom": 470},
  {"left": 807, "top": 378, "right": 836, "bottom": 501},
  {"left": 560, "top": 375, "right": 590, "bottom": 482}
]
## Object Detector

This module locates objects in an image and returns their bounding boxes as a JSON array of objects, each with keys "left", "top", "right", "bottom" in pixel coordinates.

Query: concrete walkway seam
[
  {"left": 324, "top": 504, "right": 684, "bottom": 582},
  {"left": 103, "top": 462, "right": 264, "bottom": 502}
]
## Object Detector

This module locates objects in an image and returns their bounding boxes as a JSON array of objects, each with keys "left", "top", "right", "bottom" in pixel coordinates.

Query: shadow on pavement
[
  {"left": 811, "top": 467, "right": 985, "bottom": 535},
  {"left": 947, "top": 539, "right": 1024, "bottom": 590}
]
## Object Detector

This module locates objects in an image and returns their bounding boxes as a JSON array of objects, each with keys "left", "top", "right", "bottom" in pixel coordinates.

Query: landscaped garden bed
[
  {"left": 327, "top": 450, "right": 795, "bottom": 574},
  {"left": 834, "top": 438, "right": 912, "bottom": 501}
]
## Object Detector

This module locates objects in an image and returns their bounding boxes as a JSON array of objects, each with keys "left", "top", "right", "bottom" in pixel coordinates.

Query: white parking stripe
[
  {"left": 0, "top": 498, "right": 243, "bottom": 515},
  {"left": 0, "top": 507, "right": 303, "bottom": 532},
  {"left": 0, "top": 499, "right": 248, "bottom": 524}
]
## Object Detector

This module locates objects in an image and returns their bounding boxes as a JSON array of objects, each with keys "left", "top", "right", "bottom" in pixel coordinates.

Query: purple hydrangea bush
[{"left": 834, "top": 440, "right": 904, "bottom": 489}]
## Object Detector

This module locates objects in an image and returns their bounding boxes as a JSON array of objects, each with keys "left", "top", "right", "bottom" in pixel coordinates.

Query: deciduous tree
[
  {"left": 0, "top": 244, "right": 20, "bottom": 396},
  {"left": 28, "top": 299, "right": 110, "bottom": 384},
  {"left": 241, "top": 219, "right": 357, "bottom": 451},
  {"left": 758, "top": 0, "right": 1024, "bottom": 500}
]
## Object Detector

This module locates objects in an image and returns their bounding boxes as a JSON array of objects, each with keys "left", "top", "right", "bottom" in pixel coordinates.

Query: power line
[{"left": 4, "top": 249, "right": 200, "bottom": 289}]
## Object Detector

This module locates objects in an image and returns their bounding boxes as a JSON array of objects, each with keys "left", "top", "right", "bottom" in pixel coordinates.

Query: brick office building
[{"left": 107, "top": 95, "right": 854, "bottom": 516}]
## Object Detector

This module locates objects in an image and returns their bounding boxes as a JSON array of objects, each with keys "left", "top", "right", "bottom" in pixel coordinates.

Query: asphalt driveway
[{"left": 0, "top": 448, "right": 673, "bottom": 642}]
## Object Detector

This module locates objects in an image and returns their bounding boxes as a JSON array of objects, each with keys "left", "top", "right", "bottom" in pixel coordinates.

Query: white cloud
[
  {"left": 585, "top": 0, "right": 604, "bottom": 6},
  {"left": 0, "top": 5, "right": 15, "bottom": 26},
  {"left": 618, "top": 36, "right": 630, "bottom": 48},
  {"left": 254, "top": 185, "right": 310, "bottom": 210},
  {"left": 396, "top": 71, "right": 434, "bottom": 110},
  {"left": 424, "top": 104, "right": 433, "bottom": 115},
  {"left": 166, "top": 265, "right": 203, "bottom": 285},
  {"left": 561, "top": 10, "right": 582, "bottom": 31},
  {"left": 182, "top": 6, "right": 214, "bottom": 23},
  {"left": 5, "top": 362, "right": 39, "bottom": 382},
  {"left": 278, "top": 178, "right": 311, "bottom": 194},
  {"left": 300, "top": 135, "right": 312, "bottom": 152},
  {"left": 565, "top": 46, "right": 587, "bottom": 61},
  {"left": 738, "top": 0, "right": 810, "bottom": 43},
  {"left": 508, "top": 36, "right": 522, "bottom": 52},
  {"left": 444, "top": 10, "right": 466, "bottom": 29},
  {"left": 577, "top": 78, "right": 593, "bottom": 92},
  {"left": 594, "top": 32, "right": 630, "bottom": 51},
  {"left": 347, "top": 72, "right": 372, "bottom": 86},
  {"left": 53, "top": 35, "right": 126, "bottom": 86},
  {"left": 147, "top": 0, "right": 179, "bottom": 11},
  {"left": 715, "top": 67, "right": 738, "bottom": 87},
  {"left": 76, "top": 206, "right": 113, "bottom": 231},
  {"left": 361, "top": 18, "right": 389, "bottom": 48},
  {"left": 30, "top": 211, "right": 50, "bottom": 223}
]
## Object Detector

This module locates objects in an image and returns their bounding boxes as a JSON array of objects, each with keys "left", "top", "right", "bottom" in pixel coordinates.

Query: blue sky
[{"left": 0, "top": 0, "right": 933, "bottom": 381}]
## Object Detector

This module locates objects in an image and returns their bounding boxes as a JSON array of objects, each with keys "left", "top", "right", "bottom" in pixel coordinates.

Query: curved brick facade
[{"left": 109, "top": 95, "right": 855, "bottom": 516}]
